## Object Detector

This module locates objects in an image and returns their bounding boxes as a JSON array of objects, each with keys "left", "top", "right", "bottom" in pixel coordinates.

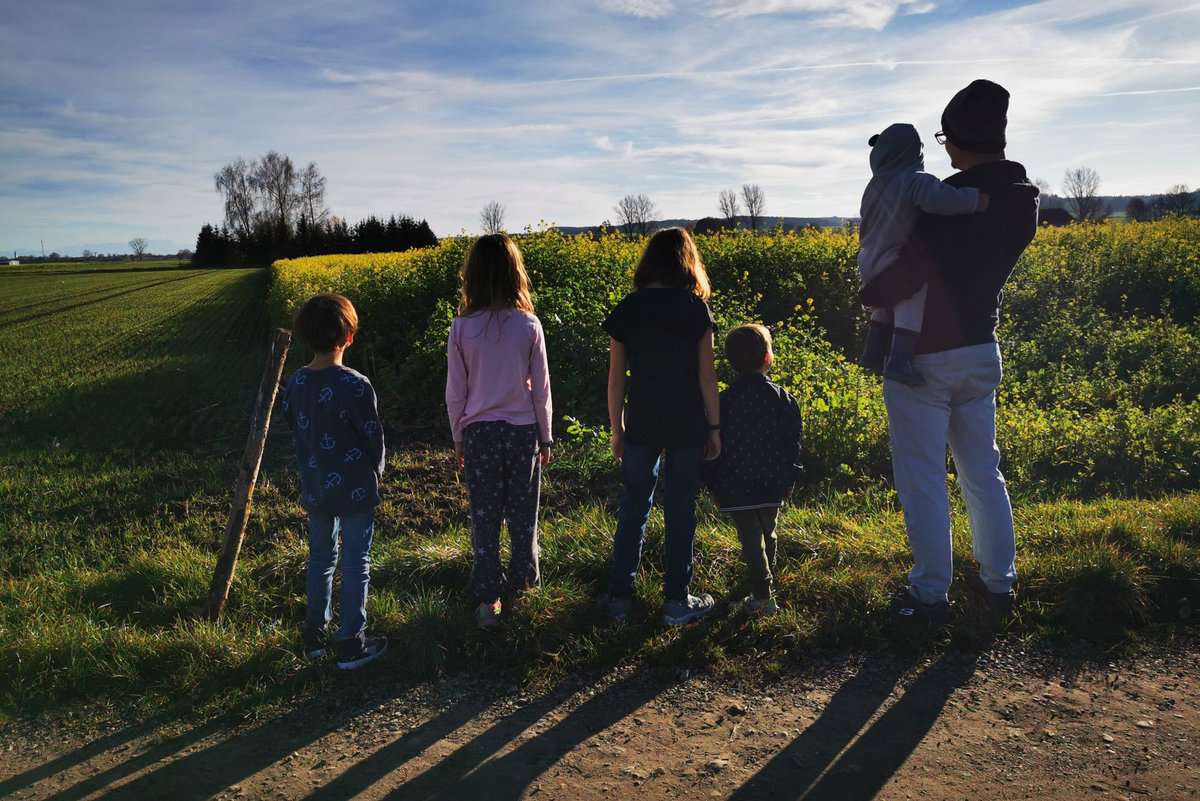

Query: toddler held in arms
[{"left": 857, "top": 123, "right": 989, "bottom": 385}]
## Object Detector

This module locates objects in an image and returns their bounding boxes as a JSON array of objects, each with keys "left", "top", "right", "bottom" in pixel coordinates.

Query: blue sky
[{"left": 1, "top": 0, "right": 1198, "bottom": 254}]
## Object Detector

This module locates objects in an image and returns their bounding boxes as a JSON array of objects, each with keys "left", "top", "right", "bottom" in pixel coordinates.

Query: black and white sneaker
[
  {"left": 336, "top": 634, "right": 388, "bottom": 670},
  {"left": 889, "top": 588, "right": 950, "bottom": 627},
  {"left": 303, "top": 625, "right": 328, "bottom": 660}
]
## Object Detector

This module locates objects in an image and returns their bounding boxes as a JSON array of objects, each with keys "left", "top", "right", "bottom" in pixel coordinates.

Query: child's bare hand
[
  {"left": 539, "top": 446, "right": 552, "bottom": 466},
  {"left": 611, "top": 431, "right": 625, "bottom": 461},
  {"left": 454, "top": 441, "right": 465, "bottom": 470},
  {"left": 978, "top": 192, "right": 991, "bottom": 211}
]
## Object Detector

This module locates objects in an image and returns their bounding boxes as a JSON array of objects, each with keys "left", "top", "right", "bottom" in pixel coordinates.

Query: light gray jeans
[{"left": 883, "top": 342, "right": 1017, "bottom": 604}]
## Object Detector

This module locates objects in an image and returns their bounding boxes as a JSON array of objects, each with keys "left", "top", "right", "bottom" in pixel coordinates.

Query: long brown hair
[
  {"left": 633, "top": 227, "right": 711, "bottom": 300},
  {"left": 458, "top": 233, "right": 534, "bottom": 315}
]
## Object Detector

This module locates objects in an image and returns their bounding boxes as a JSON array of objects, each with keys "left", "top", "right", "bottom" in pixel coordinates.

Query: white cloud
[
  {"left": 599, "top": 0, "right": 675, "bottom": 19},
  {"left": 704, "top": 0, "right": 935, "bottom": 29}
]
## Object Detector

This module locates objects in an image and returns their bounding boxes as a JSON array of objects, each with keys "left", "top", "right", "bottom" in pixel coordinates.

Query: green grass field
[{"left": 0, "top": 256, "right": 1197, "bottom": 724}]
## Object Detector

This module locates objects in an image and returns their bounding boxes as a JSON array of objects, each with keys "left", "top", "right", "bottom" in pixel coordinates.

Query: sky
[{"left": 1, "top": 0, "right": 1198, "bottom": 255}]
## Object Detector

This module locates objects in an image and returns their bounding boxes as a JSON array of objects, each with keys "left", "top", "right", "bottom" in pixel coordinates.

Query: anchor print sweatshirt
[{"left": 281, "top": 365, "right": 386, "bottom": 514}]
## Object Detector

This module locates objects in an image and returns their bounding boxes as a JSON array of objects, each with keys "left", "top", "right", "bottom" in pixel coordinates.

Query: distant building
[
  {"left": 8, "top": 259, "right": 18, "bottom": 266},
  {"left": 1039, "top": 208, "right": 1074, "bottom": 227}
]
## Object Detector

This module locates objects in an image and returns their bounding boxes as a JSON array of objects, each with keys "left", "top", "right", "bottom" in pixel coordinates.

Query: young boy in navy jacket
[{"left": 705, "top": 324, "right": 803, "bottom": 616}]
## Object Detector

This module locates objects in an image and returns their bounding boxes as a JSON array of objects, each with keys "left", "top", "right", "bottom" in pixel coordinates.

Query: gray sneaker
[
  {"left": 597, "top": 593, "right": 633, "bottom": 623},
  {"left": 662, "top": 593, "right": 716, "bottom": 627}
]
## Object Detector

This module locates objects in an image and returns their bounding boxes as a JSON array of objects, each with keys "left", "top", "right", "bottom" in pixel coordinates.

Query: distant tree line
[{"left": 195, "top": 151, "right": 437, "bottom": 267}]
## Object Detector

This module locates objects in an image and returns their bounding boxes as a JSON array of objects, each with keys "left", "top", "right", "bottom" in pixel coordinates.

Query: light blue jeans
[
  {"left": 884, "top": 342, "right": 1017, "bottom": 604},
  {"left": 305, "top": 510, "right": 375, "bottom": 641}
]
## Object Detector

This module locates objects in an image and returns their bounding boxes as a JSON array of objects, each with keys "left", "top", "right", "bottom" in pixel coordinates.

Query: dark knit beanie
[{"left": 941, "top": 79, "right": 1009, "bottom": 153}]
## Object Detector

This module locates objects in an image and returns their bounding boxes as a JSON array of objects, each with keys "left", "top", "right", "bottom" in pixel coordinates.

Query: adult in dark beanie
[{"left": 859, "top": 78, "right": 1040, "bottom": 626}]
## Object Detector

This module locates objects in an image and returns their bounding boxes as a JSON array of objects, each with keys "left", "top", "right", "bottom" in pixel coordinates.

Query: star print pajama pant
[{"left": 462, "top": 421, "right": 542, "bottom": 604}]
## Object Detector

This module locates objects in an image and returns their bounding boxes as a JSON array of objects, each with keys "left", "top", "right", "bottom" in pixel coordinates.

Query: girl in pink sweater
[{"left": 446, "top": 234, "right": 553, "bottom": 628}]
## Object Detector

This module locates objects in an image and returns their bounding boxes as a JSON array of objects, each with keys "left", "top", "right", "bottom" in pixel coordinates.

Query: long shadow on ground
[{"left": 729, "top": 650, "right": 977, "bottom": 800}]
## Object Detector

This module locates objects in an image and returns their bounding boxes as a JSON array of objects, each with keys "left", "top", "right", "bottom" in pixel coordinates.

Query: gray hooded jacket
[{"left": 857, "top": 123, "right": 982, "bottom": 283}]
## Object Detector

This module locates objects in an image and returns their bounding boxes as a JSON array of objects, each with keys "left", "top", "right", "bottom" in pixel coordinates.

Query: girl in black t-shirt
[{"left": 599, "top": 228, "right": 722, "bottom": 627}]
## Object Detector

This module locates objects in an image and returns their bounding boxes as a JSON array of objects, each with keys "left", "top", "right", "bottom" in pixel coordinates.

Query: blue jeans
[
  {"left": 884, "top": 343, "right": 1017, "bottom": 604},
  {"left": 305, "top": 510, "right": 375, "bottom": 641},
  {"left": 608, "top": 443, "right": 704, "bottom": 603}
]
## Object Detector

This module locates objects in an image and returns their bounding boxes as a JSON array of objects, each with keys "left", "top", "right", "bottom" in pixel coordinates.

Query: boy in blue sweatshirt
[
  {"left": 704, "top": 324, "right": 803, "bottom": 616},
  {"left": 281, "top": 292, "right": 387, "bottom": 670}
]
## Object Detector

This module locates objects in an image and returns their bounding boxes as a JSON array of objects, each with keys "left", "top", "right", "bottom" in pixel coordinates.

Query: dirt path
[{"left": 2, "top": 644, "right": 1197, "bottom": 801}]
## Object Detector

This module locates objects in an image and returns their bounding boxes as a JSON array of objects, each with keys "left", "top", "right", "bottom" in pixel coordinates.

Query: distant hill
[
  {"left": 1041, "top": 189, "right": 1199, "bottom": 215},
  {"left": 555, "top": 215, "right": 853, "bottom": 236}
]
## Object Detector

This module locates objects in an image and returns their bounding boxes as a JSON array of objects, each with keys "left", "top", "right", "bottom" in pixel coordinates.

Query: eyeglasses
[{"left": 934, "top": 131, "right": 949, "bottom": 145}]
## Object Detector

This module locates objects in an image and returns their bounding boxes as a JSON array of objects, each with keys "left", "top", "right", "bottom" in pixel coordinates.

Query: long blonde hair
[
  {"left": 633, "top": 227, "right": 711, "bottom": 300},
  {"left": 458, "top": 233, "right": 535, "bottom": 315}
]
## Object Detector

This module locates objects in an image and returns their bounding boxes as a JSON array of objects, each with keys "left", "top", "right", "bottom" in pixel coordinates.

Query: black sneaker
[
  {"left": 858, "top": 322, "right": 891, "bottom": 375},
  {"left": 966, "top": 574, "right": 1017, "bottom": 624},
  {"left": 883, "top": 354, "right": 925, "bottom": 386},
  {"left": 303, "top": 625, "right": 328, "bottom": 660},
  {"left": 889, "top": 588, "right": 950, "bottom": 627},
  {"left": 336, "top": 634, "right": 388, "bottom": 670}
]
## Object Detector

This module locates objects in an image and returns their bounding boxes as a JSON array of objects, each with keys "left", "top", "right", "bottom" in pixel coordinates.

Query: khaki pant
[{"left": 730, "top": 507, "right": 780, "bottom": 600}]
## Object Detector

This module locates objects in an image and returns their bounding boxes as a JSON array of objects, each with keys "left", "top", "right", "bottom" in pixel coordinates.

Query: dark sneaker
[
  {"left": 303, "top": 625, "right": 328, "bottom": 660},
  {"left": 966, "top": 574, "right": 1017, "bottom": 624},
  {"left": 662, "top": 593, "right": 716, "bottom": 627},
  {"left": 858, "top": 323, "right": 891, "bottom": 375},
  {"left": 336, "top": 634, "right": 388, "bottom": 670},
  {"left": 884, "top": 354, "right": 925, "bottom": 386},
  {"left": 889, "top": 589, "right": 950, "bottom": 627},
  {"left": 596, "top": 593, "right": 633, "bottom": 623}
]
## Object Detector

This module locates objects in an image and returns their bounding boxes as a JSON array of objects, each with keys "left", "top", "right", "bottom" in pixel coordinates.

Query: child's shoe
[
  {"left": 883, "top": 328, "right": 924, "bottom": 386},
  {"left": 661, "top": 593, "right": 716, "bottom": 627},
  {"left": 335, "top": 633, "right": 388, "bottom": 670},
  {"left": 302, "top": 625, "right": 328, "bottom": 660},
  {"left": 475, "top": 599, "right": 502, "bottom": 629},
  {"left": 596, "top": 593, "right": 633, "bottom": 623},
  {"left": 742, "top": 595, "right": 780, "bottom": 617},
  {"left": 858, "top": 321, "right": 892, "bottom": 375},
  {"left": 883, "top": 353, "right": 925, "bottom": 386}
]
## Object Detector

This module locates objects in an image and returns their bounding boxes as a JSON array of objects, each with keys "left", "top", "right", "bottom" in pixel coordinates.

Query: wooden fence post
[{"left": 205, "top": 327, "right": 292, "bottom": 621}]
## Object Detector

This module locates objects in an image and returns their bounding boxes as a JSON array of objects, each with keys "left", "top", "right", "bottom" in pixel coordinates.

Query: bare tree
[
  {"left": 1033, "top": 178, "right": 1052, "bottom": 194},
  {"left": 741, "top": 184, "right": 765, "bottom": 231},
  {"left": 1126, "top": 197, "right": 1152, "bottom": 222},
  {"left": 1063, "top": 167, "right": 1106, "bottom": 222},
  {"left": 614, "top": 193, "right": 657, "bottom": 237},
  {"left": 1160, "top": 184, "right": 1196, "bottom": 217},
  {"left": 177, "top": 248, "right": 193, "bottom": 264},
  {"left": 214, "top": 157, "right": 258, "bottom": 240},
  {"left": 129, "top": 238, "right": 148, "bottom": 260},
  {"left": 298, "top": 162, "right": 328, "bottom": 227},
  {"left": 480, "top": 201, "right": 506, "bottom": 234},
  {"left": 718, "top": 188, "right": 741, "bottom": 221},
  {"left": 253, "top": 151, "right": 299, "bottom": 233}
]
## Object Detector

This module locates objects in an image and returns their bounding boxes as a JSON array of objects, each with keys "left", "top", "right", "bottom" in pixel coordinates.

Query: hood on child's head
[{"left": 869, "top": 123, "right": 924, "bottom": 176}]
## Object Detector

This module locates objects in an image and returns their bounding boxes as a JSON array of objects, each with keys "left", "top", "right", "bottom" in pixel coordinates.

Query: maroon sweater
[{"left": 859, "top": 160, "right": 1040, "bottom": 355}]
